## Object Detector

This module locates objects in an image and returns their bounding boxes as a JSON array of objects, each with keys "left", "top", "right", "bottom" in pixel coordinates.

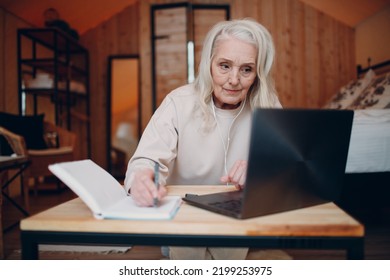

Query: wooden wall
[
  {"left": 139, "top": 0, "right": 355, "bottom": 112},
  {"left": 1, "top": 0, "right": 356, "bottom": 169},
  {"left": 80, "top": 3, "right": 140, "bottom": 167},
  {"left": 79, "top": 0, "right": 355, "bottom": 168},
  {"left": 0, "top": 8, "right": 31, "bottom": 113},
  {"left": 356, "top": 6, "right": 390, "bottom": 67},
  {"left": 139, "top": 0, "right": 355, "bottom": 114},
  {"left": 229, "top": 0, "right": 356, "bottom": 108}
]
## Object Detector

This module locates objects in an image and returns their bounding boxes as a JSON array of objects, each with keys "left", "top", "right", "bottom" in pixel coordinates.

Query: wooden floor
[{"left": 2, "top": 180, "right": 390, "bottom": 260}]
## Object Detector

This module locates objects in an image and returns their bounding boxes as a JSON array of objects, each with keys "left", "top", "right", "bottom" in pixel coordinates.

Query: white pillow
[{"left": 325, "top": 69, "right": 375, "bottom": 109}]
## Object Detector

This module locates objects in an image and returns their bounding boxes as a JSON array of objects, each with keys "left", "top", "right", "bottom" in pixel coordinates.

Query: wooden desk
[{"left": 20, "top": 185, "right": 364, "bottom": 260}]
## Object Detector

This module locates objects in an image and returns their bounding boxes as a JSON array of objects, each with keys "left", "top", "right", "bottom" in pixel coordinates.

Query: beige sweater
[{"left": 125, "top": 84, "right": 277, "bottom": 191}]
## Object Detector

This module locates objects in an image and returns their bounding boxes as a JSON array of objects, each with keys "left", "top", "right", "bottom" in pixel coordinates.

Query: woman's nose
[{"left": 228, "top": 69, "right": 240, "bottom": 84}]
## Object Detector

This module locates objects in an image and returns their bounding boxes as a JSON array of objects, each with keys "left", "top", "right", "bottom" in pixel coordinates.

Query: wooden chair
[{"left": 0, "top": 121, "right": 76, "bottom": 208}]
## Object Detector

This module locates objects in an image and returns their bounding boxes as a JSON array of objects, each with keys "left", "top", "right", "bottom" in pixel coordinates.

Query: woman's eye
[
  {"left": 219, "top": 63, "right": 230, "bottom": 70},
  {"left": 241, "top": 67, "right": 253, "bottom": 74}
]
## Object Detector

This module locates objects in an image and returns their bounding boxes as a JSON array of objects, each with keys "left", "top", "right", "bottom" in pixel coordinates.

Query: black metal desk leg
[
  {"left": 2, "top": 191, "right": 29, "bottom": 216},
  {"left": 21, "top": 232, "right": 39, "bottom": 260},
  {"left": 1, "top": 160, "right": 30, "bottom": 216}
]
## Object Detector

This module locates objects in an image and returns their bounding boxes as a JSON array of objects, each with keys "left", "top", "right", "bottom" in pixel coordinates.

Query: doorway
[{"left": 107, "top": 55, "right": 140, "bottom": 179}]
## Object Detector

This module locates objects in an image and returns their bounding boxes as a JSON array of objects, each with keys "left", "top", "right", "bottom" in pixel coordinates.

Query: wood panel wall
[
  {"left": 1, "top": 1, "right": 356, "bottom": 169},
  {"left": 0, "top": 8, "right": 31, "bottom": 113},
  {"left": 80, "top": 3, "right": 140, "bottom": 168},
  {"left": 231, "top": 0, "right": 355, "bottom": 108},
  {"left": 140, "top": 0, "right": 355, "bottom": 111},
  {"left": 79, "top": 0, "right": 355, "bottom": 168}
]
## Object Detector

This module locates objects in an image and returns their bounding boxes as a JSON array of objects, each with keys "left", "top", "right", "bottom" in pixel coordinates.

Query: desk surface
[{"left": 21, "top": 185, "right": 364, "bottom": 238}]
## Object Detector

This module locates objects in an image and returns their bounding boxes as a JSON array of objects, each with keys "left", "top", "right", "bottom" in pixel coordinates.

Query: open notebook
[{"left": 49, "top": 159, "right": 182, "bottom": 220}]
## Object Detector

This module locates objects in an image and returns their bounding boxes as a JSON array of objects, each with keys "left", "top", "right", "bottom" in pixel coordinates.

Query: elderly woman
[{"left": 125, "top": 18, "right": 281, "bottom": 259}]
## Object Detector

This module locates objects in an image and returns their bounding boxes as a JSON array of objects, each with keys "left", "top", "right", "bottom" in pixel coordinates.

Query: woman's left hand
[{"left": 220, "top": 160, "right": 247, "bottom": 190}]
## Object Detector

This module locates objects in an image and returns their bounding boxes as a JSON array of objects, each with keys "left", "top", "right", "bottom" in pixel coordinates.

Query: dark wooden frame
[{"left": 356, "top": 59, "right": 390, "bottom": 78}]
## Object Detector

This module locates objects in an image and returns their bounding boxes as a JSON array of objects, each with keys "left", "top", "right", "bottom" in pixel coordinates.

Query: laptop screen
[{"left": 241, "top": 108, "right": 354, "bottom": 217}]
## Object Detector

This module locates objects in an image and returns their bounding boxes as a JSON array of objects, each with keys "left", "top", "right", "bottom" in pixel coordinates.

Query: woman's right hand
[
  {"left": 220, "top": 160, "right": 247, "bottom": 190},
  {"left": 129, "top": 168, "right": 167, "bottom": 207}
]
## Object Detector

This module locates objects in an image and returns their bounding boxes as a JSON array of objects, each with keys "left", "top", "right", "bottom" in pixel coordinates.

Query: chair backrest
[
  {"left": 0, "top": 121, "right": 76, "bottom": 156},
  {"left": 0, "top": 127, "right": 28, "bottom": 156}
]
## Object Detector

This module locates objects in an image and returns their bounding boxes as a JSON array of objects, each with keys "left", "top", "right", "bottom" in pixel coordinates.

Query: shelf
[
  {"left": 18, "top": 27, "right": 91, "bottom": 157},
  {"left": 22, "top": 90, "right": 85, "bottom": 107},
  {"left": 18, "top": 28, "right": 86, "bottom": 53},
  {"left": 21, "top": 58, "right": 87, "bottom": 77},
  {"left": 22, "top": 88, "right": 87, "bottom": 98}
]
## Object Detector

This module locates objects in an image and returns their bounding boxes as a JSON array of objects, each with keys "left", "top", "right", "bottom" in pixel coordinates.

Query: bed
[{"left": 324, "top": 59, "right": 390, "bottom": 223}]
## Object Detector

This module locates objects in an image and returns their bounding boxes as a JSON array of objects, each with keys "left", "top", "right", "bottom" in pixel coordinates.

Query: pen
[{"left": 153, "top": 162, "right": 159, "bottom": 207}]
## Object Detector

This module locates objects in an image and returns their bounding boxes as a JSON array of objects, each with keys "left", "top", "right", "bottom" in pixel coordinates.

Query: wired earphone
[{"left": 211, "top": 96, "right": 247, "bottom": 184}]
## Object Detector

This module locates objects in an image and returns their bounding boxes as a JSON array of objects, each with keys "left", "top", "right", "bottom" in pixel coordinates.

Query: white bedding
[{"left": 346, "top": 109, "right": 390, "bottom": 173}]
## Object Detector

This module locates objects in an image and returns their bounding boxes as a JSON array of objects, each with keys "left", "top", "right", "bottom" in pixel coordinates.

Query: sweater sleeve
[{"left": 124, "top": 95, "right": 178, "bottom": 192}]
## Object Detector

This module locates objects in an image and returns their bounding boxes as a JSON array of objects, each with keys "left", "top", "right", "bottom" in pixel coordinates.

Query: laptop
[{"left": 183, "top": 108, "right": 354, "bottom": 219}]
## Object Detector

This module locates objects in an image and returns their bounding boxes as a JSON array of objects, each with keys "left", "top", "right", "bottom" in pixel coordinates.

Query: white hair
[{"left": 194, "top": 18, "right": 279, "bottom": 122}]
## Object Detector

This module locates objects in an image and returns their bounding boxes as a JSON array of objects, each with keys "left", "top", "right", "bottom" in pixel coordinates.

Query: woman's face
[{"left": 211, "top": 37, "right": 257, "bottom": 109}]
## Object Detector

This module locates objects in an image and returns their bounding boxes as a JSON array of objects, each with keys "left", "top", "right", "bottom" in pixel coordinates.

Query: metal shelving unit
[{"left": 17, "top": 28, "right": 90, "bottom": 157}]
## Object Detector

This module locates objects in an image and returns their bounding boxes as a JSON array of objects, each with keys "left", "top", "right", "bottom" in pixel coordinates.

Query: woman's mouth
[{"left": 224, "top": 88, "right": 241, "bottom": 95}]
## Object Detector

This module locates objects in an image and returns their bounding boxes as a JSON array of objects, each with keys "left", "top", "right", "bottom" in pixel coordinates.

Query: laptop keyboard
[{"left": 209, "top": 199, "right": 242, "bottom": 213}]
